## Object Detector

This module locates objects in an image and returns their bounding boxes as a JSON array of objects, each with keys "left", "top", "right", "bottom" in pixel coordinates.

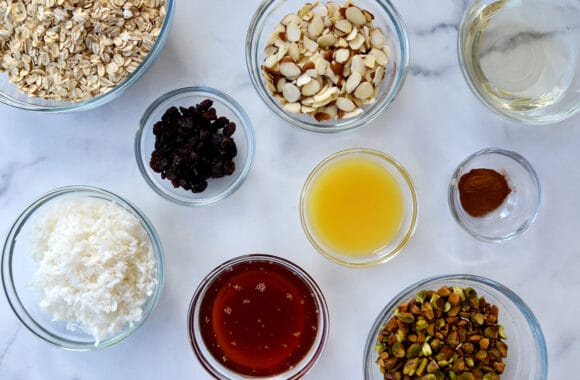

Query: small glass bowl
[
  {"left": 363, "top": 274, "right": 548, "bottom": 379},
  {"left": 0, "top": 0, "right": 174, "bottom": 112},
  {"left": 135, "top": 86, "right": 256, "bottom": 206},
  {"left": 188, "top": 254, "right": 329, "bottom": 380},
  {"left": 449, "top": 148, "right": 541, "bottom": 242},
  {"left": 246, "top": 0, "right": 409, "bottom": 133},
  {"left": 300, "top": 148, "right": 417, "bottom": 268},
  {"left": 1, "top": 186, "right": 165, "bottom": 350}
]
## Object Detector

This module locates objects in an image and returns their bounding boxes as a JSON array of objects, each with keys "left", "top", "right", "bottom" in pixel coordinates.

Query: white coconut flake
[{"left": 31, "top": 197, "right": 157, "bottom": 346}]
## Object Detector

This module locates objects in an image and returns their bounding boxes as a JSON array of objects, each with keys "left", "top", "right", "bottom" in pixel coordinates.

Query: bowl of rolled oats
[
  {"left": 0, "top": 0, "right": 174, "bottom": 112},
  {"left": 246, "top": 0, "right": 409, "bottom": 132}
]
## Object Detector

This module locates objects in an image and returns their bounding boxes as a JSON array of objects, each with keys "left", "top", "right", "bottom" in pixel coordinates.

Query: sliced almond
[
  {"left": 276, "top": 77, "right": 287, "bottom": 93},
  {"left": 282, "top": 13, "right": 302, "bottom": 26},
  {"left": 348, "top": 33, "right": 365, "bottom": 50},
  {"left": 314, "top": 111, "right": 332, "bottom": 122},
  {"left": 370, "top": 48, "right": 389, "bottom": 66},
  {"left": 326, "top": 2, "right": 340, "bottom": 17},
  {"left": 373, "top": 66, "right": 385, "bottom": 87},
  {"left": 354, "top": 81, "right": 373, "bottom": 99},
  {"left": 345, "top": 71, "right": 362, "bottom": 93},
  {"left": 350, "top": 55, "right": 366, "bottom": 75},
  {"left": 305, "top": 68, "right": 318, "bottom": 77},
  {"left": 296, "top": 73, "right": 312, "bottom": 87},
  {"left": 314, "top": 86, "right": 338, "bottom": 102},
  {"left": 334, "top": 19, "right": 353, "bottom": 34},
  {"left": 337, "top": 38, "right": 348, "bottom": 48},
  {"left": 334, "top": 48, "right": 350, "bottom": 64},
  {"left": 308, "top": 16, "right": 324, "bottom": 37},
  {"left": 283, "top": 102, "right": 301, "bottom": 113},
  {"left": 303, "top": 37, "right": 318, "bottom": 52},
  {"left": 346, "top": 27, "right": 358, "bottom": 41},
  {"left": 264, "top": 54, "right": 279, "bottom": 69},
  {"left": 317, "top": 34, "right": 336, "bottom": 48},
  {"left": 319, "top": 104, "right": 338, "bottom": 119},
  {"left": 301, "top": 105, "right": 317, "bottom": 114},
  {"left": 282, "top": 83, "right": 301, "bottom": 103},
  {"left": 363, "top": 54, "right": 376, "bottom": 68},
  {"left": 312, "top": 3, "right": 329, "bottom": 17},
  {"left": 341, "top": 107, "right": 363, "bottom": 119},
  {"left": 301, "top": 79, "right": 321, "bottom": 96},
  {"left": 336, "top": 96, "right": 356, "bottom": 112},
  {"left": 345, "top": 6, "right": 366, "bottom": 26},
  {"left": 286, "top": 22, "right": 301, "bottom": 42},
  {"left": 298, "top": 2, "right": 315, "bottom": 18},
  {"left": 370, "top": 28, "right": 387, "bottom": 48},
  {"left": 276, "top": 43, "right": 288, "bottom": 61},
  {"left": 279, "top": 61, "right": 301, "bottom": 78}
]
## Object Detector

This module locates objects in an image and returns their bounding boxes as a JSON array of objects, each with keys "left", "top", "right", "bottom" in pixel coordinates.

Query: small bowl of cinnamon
[{"left": 448, "top": 148, "right": 541, "bottom": 242}]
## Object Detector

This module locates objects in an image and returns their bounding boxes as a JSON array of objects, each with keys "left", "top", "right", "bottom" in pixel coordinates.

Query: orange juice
[{"left": 305, "top": 155, "right": 404, "bottom": 256}]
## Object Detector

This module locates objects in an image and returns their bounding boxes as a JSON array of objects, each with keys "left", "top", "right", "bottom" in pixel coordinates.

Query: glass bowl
[
  {"left": 246, "top": 0, "right": 409, "bottom": 132},
  {"left": 1, "top": 186, "right": 165, "bottom": 350},
  {"left": 300, "top": 148, "right": 417, "bottom": 268},
  {"left": 458, "top": 0, "right": 580, "bottom": 125},
  {"left": 0, "top": 0, "right": 175, "bottom": 112},
  {"left": 135, "top": 86, "right": 255, "bottom": 206},
  {"left": 188, "top": 254, "right": 329, "bottom": 380},
  {"left": 449, "top": 148, "right": 541, "bottom": 242},
  {"left": 363, "top": 274, "right": 548, "bottom": 380}
]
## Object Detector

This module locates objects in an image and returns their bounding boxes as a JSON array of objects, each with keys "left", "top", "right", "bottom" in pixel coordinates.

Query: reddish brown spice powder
[{"left": 458, "top": 168, "right": 511, "bottom": 217}]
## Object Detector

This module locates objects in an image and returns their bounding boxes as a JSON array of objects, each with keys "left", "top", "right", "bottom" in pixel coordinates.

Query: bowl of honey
[
  {"left": 187, "top": 254, "right": 329, "bottom": 379},
  {"left": 300, "top": 148, "right": 417, "bottom": 268}
]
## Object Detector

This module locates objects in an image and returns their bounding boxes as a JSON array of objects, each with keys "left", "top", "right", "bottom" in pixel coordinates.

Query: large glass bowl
[
  {"left": 0, "top": 0, "right": 175, "bottom": 112},
  {"left": 246, "top": 0, "right": 409, "bottom": 132},
  {"left": 364, "top": 274, "right": 548, "bottom": 379},
  {"left": 1, "top": 186, "right": 165, "bottom": 350},
  {"left": 135, "top": 86, "right": 255, "bottom": 206}
]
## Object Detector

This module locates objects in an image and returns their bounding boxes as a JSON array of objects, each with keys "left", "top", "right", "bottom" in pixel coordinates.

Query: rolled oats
[
  {"left": 0, "top": 0, "right": 167, "bottom": 102},
  {"left": 261, "top": 0, "right": 392, "bottom": 121}
]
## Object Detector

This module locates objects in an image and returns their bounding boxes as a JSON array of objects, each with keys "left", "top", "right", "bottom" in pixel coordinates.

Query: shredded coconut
[{"left": 31, "top": 197, "right": 157, "bottom": 345}]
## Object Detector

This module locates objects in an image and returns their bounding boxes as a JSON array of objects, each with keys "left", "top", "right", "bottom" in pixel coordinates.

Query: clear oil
[{"left": 463, "top": 1, "right": 577, "bottom": 114}]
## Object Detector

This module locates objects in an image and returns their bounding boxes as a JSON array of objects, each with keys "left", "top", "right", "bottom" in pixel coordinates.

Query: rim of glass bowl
[
  {"left": 0, "top": 0, "right": 175, "bottom": 113},
  {"left": 363, "top": 274, "right": 548, "bottom": 380},
  {"left": 1, "top": 185, "right": 165, "bottom": 351},
  {"left": 448, "top": 147, "right": 542, "bottom": 243},
  {"left": 456, "top": 2, "right": 578, "bottom": 126},
  {"left": 300, "top": 148, "right": 418, "bottom": 268},
  {"left": 245, "top": 0, "right": 410, "bottom": 133},
  {"left": 187, "top": 254, "right": 330, "bottom": 380},
  {"left": 135, "top": 86, "right": 256, "bottom": 206}
]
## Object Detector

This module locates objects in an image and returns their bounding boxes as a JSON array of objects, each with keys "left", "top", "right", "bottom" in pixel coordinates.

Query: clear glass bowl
[
  {"left": 135, "top": 86, "right": 255, "bottom": 206},
  {"left": 300, "top": 148, "right": 417, "bottom": 267},
  {"left": 458, "top": 0, "right": 580, "bottom": 125},
  {"left": 1, "top": 186, "right": 165, "bottom": 350},
  {"left": 449, "top": 148, "right": 541, "bottom": 242},
  {"left": 246, "top": 0, "right": 409, "bottom": 132},
  {"left": 187, "top": 254, "right": 329, "bottom": 379},
  {"left": 363, "top": 274, "right": 548, "bottom": 379},
  {"left": 0, "top": 0, "right": 175, "bottom": 112}
]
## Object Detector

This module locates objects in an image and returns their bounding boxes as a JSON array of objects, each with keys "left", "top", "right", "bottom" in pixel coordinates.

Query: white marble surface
[{"left": 1, "top": 0, "right": 579, "bottom": 379}]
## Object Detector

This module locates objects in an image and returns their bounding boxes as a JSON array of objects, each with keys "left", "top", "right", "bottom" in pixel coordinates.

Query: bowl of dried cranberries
[{"left": 135, "top": 86, "right": 256, "bottom": 206}]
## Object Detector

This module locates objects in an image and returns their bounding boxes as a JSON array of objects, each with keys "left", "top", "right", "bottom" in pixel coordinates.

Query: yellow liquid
[{"left": 306, "top": 155, "right": 404, "bottom": 257}]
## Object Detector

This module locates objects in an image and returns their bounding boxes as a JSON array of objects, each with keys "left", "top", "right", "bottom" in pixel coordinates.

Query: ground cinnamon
[{"left": 458, "top": 168, "right": 511, "bottom": 217}]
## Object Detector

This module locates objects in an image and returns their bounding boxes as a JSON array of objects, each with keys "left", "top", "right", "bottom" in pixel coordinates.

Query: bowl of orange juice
[{"left": 300, "top": 148, "right": 417, "bottom": 268}]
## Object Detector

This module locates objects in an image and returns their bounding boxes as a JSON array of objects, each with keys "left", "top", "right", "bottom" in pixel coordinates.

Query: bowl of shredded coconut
[{"left": 1, "top": 186, "right": 164, "bottom": 350}]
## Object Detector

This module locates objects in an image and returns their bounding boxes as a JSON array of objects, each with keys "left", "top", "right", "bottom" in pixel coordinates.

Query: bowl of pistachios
[
  {"left": 246, "top": 0, "right": 409, "bottom": 132},
  {"left": 363, "top": 274, "right": 547, "bottom": 380}
]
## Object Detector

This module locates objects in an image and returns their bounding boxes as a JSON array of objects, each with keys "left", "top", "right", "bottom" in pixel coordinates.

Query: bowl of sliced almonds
[{"left": 246, "top": 0, "right": 409, "bottom": 132}]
